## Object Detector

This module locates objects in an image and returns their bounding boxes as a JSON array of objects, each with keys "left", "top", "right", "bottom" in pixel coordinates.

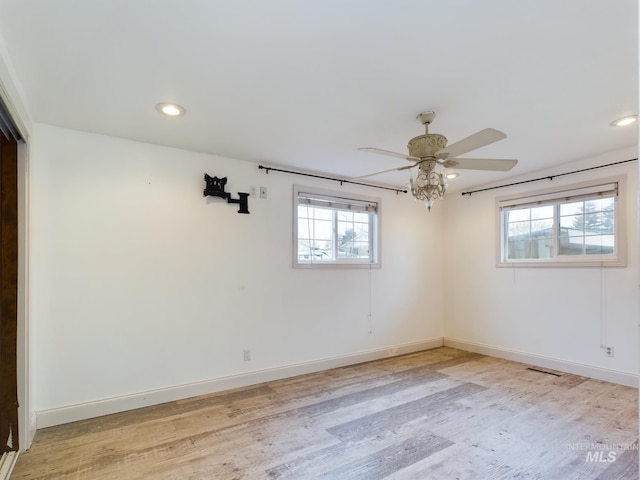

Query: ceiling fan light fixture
[
  {"left": 409, "top": 165, "right": 447, "bottom": 212},
  {"left": 156, "top": 102, "right": 186, "bottom": 117},
  {"left": 358, "top": 111, "right": 516, "bottom": 212},
  {"left": 610, "top": 115, "right": 637, "bottom": 127}
]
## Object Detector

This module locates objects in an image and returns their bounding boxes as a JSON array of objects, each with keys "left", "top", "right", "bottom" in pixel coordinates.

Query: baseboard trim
[
  {"left": 443, "top": 337, "right": 638, "bottom": 388},
  {"left": 35, "top": 337, "right": 444, "bottom": 429},
  {"left": 0, "top": 452, "right": 18, "bottom": 480}
]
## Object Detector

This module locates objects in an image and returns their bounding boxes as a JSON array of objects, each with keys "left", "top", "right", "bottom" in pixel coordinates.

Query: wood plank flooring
[{"left": 11, "top": 347, "right": 639, "bottom": 479}]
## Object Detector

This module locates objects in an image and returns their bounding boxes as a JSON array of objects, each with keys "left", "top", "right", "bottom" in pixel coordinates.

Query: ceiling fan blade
[
  {"left": 349, "top": 162, "right": 419, "bottom": 181},
  {"left": 437, "top": 128, "right": 506, "bottom": 159},
  {"left": 358, "top": 147, "right": 421, "bottom": 162},
  {"left": 442, "top": 158, "right": 518, "bottom": 171}
]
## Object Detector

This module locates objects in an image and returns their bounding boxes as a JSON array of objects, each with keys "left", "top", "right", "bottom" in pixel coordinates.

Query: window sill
[
  {"left": 497, "top": 258, "right": 626, "bottom": 268},
  {"left": 294, "top": 262, "right": 381, "bottom": 269}
]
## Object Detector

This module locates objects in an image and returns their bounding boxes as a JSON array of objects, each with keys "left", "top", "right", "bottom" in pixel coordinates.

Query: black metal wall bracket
[{"left": 203, "top": 174, "right": 250, "bottom": 214}]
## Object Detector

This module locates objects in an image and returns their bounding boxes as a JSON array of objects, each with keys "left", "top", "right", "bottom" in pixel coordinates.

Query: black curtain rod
[
  {"left": 258, "top": 165, "right": 408, "bottom": 194},
  {"left": 461, "top": 158, "right": 638, "bottom": 196}
]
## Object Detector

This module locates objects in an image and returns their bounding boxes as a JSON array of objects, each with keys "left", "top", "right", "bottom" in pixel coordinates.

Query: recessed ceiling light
[
  {"left": 156, "top": 102, "right": 186, "bottom": 117},
  {"left": 610, "top": 115, "right": 637, "bottom": 127},
  {"left": 445, "top": 172, "right": 459, "bottom": 179}
]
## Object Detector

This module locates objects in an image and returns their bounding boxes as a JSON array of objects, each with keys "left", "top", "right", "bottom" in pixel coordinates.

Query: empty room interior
[{"left": 0, "top": 1, "right": 638, "bottom": 479}]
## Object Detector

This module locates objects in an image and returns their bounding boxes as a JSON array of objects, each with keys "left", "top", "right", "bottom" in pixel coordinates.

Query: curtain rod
[
  {"left": 258, "top": 165, "right": 408, "bottom": 194},
  {"left": 461, "top": 158, "right": 638, "bottom": 196}
]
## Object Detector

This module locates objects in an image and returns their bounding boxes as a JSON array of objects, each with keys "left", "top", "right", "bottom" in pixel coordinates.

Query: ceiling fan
[{"left": 356, "top": 111, "right": 517, "bottom": 210}]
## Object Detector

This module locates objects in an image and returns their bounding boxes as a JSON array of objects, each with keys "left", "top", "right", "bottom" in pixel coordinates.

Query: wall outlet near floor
[
  {"left": 243, "top": 349, "right": 251, "bottom": 361},
  {"left": 604, "top": 346, "right": 614, "bottom": 357}
]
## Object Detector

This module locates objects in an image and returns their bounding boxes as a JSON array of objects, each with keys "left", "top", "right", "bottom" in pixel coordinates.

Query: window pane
[
  {"left": 559, "top": 214, "right": 583, "bottom": 233},
  {"left": 505, "top": 206, "right": 552, "bottom": 260},
  {"left": 531, "top": 205, "right": 553, "bottom": 220},
  {"left": 507, "top": 209, "right": 530, "bottom": 222},
  {"left": 531, "top": 218, "right": 553, "bottom": 235},
  {"left": 507, "top": 240, "right": 531, "bottom": 259},
  {"left": 298, "top": 205, "right": 311, "bottom": 219},
  {"left": 585, "top": 197, "right": 615, "bottom": 212},
  {"left": 297, "top": 205, "right": 334, "bottom": 261},
  {"left": 337, "top": 210, "right": 353, "bottom": 222},
  {"left": 298, "top": 242, "right": 332, "bottom": 262},
  {"left": 337, "top": 211, "right": 370, "bottom": 259},
  {"left": 313, "top": 207, "right": 333, "bottom": 220},
  {"left": 558, "top": 235, "right": 584, "bottom": 255},
  {"left": 312, "top": 219, "right": 333, "bottom": 241},
  {"left": 508, "top": 220, "right": 530, "bottom": 237},
  {"left": 584, "top": 235, "right": 615, "bottom": 254},
  {"left": 299, "top": 205, "right": 333, "bottom": 221},
  {"left": 298, "top": 217, "right": 311, "bottom": 236},
  {"left": 599, "top": 197, "right": 615, "bottom": 211},
  {"left": 585, "top": 212, "right": 614, "bottom": 234},
  {"left": 534, "top": 237, "right": 553, "bottom": 258},
  {"left": 338, "top": 241, "right": 370, "bottom": 258},
  {"left": 559, "top": 201, "right": 583, "bottom": 216},
  {"left": 353, "top": 212, "right": 369, "bottom": 223},
  {"left": 507, "top": 238, "right": 552, "bottom": 259},
  {"left": 531, "top": 237, "right": 552, "bottom": 258}
]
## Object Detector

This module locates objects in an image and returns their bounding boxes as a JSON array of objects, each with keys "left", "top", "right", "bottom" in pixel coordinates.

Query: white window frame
[
  {"left": 293, "top": 185, "right": 381, "bottom": 268},
  {"left": 497, "top": 176, "right": 627, "bottom": 267}
]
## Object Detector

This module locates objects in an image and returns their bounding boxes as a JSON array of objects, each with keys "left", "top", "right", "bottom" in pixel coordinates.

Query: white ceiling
[{"left": 0, "top": 0, "right": 637, "bottom": 191}]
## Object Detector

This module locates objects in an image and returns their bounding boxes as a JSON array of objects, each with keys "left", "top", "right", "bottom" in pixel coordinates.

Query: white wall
[
  {"left": 29, "top": 124, "right": 445, "bottom": 426},
  {"left": 443, "top": 146, "right": 638, "bottom": 384}
]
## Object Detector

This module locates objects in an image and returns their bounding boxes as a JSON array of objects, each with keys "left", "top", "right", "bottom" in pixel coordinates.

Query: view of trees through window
[{"left": 559, "top": 197, "right": 615, "bottom": 255}]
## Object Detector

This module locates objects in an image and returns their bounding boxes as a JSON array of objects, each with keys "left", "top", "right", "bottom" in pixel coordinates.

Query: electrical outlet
[
  {"left": 243, "top": 349, "right": 251, "bottom": 361},
  {"left": 259, "top": 187, "right": 267, "bottom": 199},
  {"left": 605, "top": 346, "right": 614, "bottom": 357}
]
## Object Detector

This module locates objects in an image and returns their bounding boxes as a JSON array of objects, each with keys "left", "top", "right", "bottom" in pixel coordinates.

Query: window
[
  {"left": 294, "top": 186, "right": 380, "bottom": 267},
  {"left": 498, "top": 178, "right": 626, "bottom": 267}
]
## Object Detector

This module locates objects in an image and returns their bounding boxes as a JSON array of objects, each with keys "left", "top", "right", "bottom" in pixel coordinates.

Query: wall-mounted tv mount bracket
[{"left": 203, "top": 173, "right": 249, "bottom": 214}]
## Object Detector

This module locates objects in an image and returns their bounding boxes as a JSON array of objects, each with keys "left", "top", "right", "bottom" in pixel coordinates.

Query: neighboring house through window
[
  {"left": 498, "top": 178, "right": 626, "bottom": 267},
  {"left": 294, "top": 186, "right": 380, "bottom": 267}
]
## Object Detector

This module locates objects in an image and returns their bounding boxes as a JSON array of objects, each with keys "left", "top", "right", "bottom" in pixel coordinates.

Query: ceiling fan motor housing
[{"left": 407, "top": 134, "right": 447, "bottom": 159}]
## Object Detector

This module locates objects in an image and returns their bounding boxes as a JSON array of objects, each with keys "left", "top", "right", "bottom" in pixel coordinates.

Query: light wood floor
[{"left": 12, "top": 347, "right": 639, "bottom": 479}]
